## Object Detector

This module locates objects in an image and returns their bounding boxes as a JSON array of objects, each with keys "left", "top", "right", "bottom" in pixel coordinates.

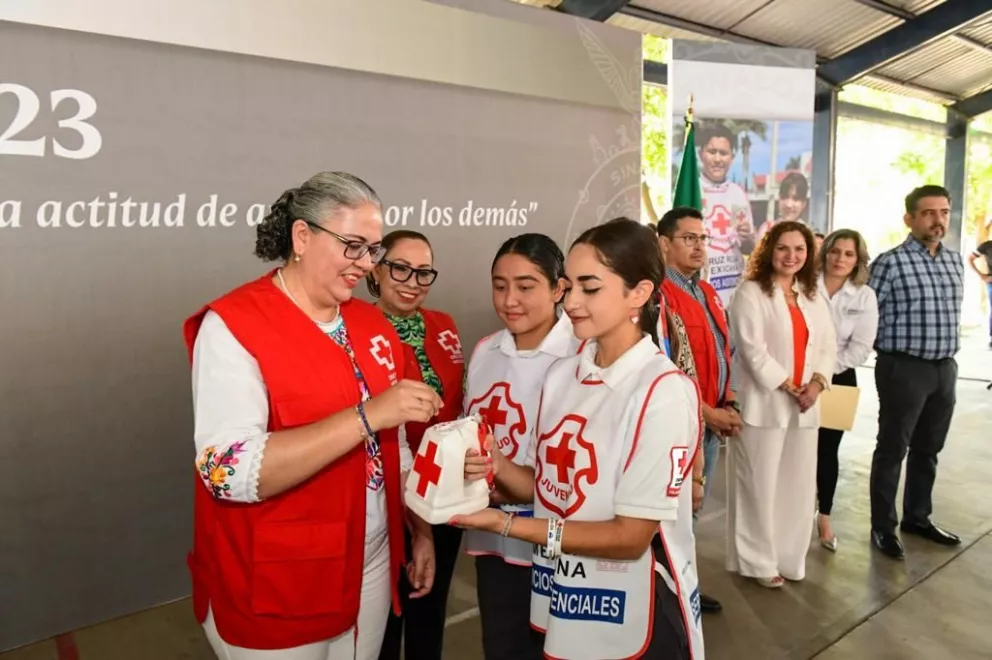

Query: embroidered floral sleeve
[{"left": 191, "top": 311, "right": 271, "bottom": 503}]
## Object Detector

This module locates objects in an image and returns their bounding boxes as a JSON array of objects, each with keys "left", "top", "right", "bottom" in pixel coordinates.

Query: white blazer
[{"left": 729, "top": 279, "right": 837, "bottom": 429}]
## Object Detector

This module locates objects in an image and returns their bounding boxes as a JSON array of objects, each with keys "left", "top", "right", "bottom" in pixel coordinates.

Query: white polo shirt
[
  {"left": 527, "top": 335, "right": 702, "bottom": 660},
  {"left": 463, "top": 314, "right": 579, "bottom": 565}
]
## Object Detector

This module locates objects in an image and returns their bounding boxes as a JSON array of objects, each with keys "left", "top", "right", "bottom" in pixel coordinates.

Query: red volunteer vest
[
  {"left": 662, "top": 278, "right": 732, "bottom": 408},
  {"left": 399, "top": 309, "right": 465, "bottom": 452},
  {"left": 182, "top": 272, "right": 407, "bottom": 650}
]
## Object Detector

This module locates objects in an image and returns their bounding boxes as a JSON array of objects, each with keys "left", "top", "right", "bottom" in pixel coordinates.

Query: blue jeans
[{"left": 692, "top": 429, "right": 722, "bottom": 524}]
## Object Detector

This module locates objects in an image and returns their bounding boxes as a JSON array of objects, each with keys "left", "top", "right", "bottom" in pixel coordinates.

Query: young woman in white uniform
[
  {"left": 463, "top": 233, "right": 577, "bottom": 660},
  {"left": 456, "top": 218, "right": 704, "bottom": 660}
]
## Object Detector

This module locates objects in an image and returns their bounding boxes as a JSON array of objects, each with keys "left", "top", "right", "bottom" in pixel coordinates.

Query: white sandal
[{"left": 756, "top": 576, "right": 785, "bottom": 589}]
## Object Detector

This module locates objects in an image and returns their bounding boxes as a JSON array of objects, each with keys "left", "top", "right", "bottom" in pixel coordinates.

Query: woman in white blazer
[
  {"left": 726, "top": 221, "right": 837, "bottom": 588},
  {"left": 815, "top": 229, "right": 878, "bottom": 551}
]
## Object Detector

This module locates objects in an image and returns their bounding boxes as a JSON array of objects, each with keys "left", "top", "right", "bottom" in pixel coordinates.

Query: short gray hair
[
  {"left": 819, "top": 228, "right": 870, "bottom": 286},
  {"left": 254, "top": 171, "right": 381, "bottom": 262}
]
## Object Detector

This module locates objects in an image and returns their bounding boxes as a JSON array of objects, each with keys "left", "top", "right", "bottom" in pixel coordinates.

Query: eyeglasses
[
  {"left": 304, "top": 221, "right": 386, "bottom": 263},
  {"left": 381, "top": 259, "right": 438, "bottom": 286},
  {"left": 672, "top": 233, "right": 710, "bottom": 247}
]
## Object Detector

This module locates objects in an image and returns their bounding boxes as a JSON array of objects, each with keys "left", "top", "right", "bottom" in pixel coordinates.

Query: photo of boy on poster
[{"left": 673, "top": 118, "right": 814, "bottom": 305}]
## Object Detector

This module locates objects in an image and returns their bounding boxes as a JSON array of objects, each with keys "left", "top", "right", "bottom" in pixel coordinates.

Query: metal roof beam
[
  {"left": 620, "top": 5, "right": 773, "bottom": 46},
  {"left": 818, "top": 1, "right": 992, "bottom": 85},
  {"left": 643, "top": 60, "right": 667, "bottom": 85},
  {"left": 853, "top": 0, "right": 992, "bottom": 58},
  {"left": 557, "top": 0, "right": 630, "bottom": 21},
  {"left": 951, "top": 87, "right": 992, "bottom": 118}
]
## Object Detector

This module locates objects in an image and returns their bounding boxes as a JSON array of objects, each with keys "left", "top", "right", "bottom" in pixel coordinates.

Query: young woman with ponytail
[{"left": 454, "top": 218, "right": 706, "bottom": 660}]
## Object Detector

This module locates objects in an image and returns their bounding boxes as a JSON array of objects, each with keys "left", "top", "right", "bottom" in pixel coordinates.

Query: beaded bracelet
[
  {"left": 500, "top": 511, "right": 516, "bottom": 538},
  {"left": 356, "top": 403, "right": 374, "bottom": 440}
]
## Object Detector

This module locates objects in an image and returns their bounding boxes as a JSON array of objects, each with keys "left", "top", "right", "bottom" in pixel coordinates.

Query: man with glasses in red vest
[{"left": 658, "top": 206, "right": 742, "bottom": 614}]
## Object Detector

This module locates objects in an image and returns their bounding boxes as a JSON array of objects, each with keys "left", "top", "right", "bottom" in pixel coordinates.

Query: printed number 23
[{"left": 0, "top": 83, "right": 102, "bottom": 159}]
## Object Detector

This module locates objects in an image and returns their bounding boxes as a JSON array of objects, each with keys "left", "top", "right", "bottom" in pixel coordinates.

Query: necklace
[{"left": 276, "top": 268, "right": 339, "bottom": 324}]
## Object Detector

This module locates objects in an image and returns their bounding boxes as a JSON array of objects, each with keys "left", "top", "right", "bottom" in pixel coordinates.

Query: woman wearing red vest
[
  {"left": 183, "top": 171, "right": 442, "bottom": 660},
  {"left": 367, "top": 230, "right": 465, "bottom": 660}
]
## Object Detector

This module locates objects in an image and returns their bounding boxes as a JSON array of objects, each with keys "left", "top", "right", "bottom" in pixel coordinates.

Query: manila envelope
[{"left": 818, "top": 384, "right": 861, "bottom": 431}]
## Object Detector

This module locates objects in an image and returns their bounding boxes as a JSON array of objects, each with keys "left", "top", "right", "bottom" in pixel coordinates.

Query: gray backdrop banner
[{"left": 0, "top": 14, "right": 640, "bottom": 651}]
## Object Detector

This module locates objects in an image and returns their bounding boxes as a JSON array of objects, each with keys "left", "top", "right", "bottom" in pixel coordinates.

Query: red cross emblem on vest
[
  {"left": 468, "top": 382, "right": 526, "bottom": 460},
  {"left": 370, "top": 335, "right": 396, "bottom": 382},
  {"left": 412, "top": 440, "right": 443, "bottom": 497},
  {"left": 437, "top": 329, "right": 464, "bottom": 364},
  {"left": 536, "top": 414, "right": 598, "bottom": 518}
]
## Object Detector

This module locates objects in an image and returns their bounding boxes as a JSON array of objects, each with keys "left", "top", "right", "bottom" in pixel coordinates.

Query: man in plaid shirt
[{"left": 868, "top": 185, "right": 964, "bottom": 559}]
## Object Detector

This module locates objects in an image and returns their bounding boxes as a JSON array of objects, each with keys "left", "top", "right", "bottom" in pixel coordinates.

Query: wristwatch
[
  {"left": 692, "top": 476, "right": 706, "bottom": 486},
  {"left": 725, "top": 400, "right": 741, "bottom": 415}
]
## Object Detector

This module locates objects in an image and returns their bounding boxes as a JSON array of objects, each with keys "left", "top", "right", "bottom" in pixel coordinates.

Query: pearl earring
[
  {"left": 294, "top": 253, "right": 301, "bottom": 263},
  {"left": 631, "top": 314, "right": 640, "bottom": 324}
]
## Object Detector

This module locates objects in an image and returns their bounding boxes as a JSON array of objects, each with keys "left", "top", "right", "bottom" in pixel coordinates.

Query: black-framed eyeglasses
[
  {"left": 381, "top": 258, "right": 438, "bottom": 286},
  {"left": 673, "top": 233, "right": 710, "bottom": 247},
  {"left": 304, "top": 221, "right": 386, "bottom": 263}
]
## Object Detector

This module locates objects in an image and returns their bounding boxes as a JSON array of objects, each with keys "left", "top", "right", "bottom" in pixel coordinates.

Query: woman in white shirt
[
  {"left": 456, "top": 218, "right": 703, "bottom": 660},
  {"left": 461, "top": 233, "right": 577, "bottom": 660},
  {"left": 727, "top": 221, "right": 836, "bottom": 589},
  {"left": 186, "top": 172, "right": 441, "bottom": 660},
  {"left": 815, "top": 229, "right": 878, "bottom": 551}
]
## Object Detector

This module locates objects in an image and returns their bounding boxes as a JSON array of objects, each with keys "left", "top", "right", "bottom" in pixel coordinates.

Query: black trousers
[
  {"left": 870, "top": 351, "right": 957, "bottom": 534},
  {"left": 378, "top": 523, "right": 463, "bottom": 660},
  {"left": 817, "top": 368, "right": 858, "bottom": 516},
  {"left": 475, "top": 556, "right": 544, "bottom": 660}
]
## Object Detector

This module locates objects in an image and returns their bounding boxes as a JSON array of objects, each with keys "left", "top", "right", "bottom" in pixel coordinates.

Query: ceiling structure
[{"left": 509, "top": 0, "right": 992, "bottom": 118}]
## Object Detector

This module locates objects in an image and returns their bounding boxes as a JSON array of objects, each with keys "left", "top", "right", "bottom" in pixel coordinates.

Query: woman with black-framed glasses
[
  {"left": 368, "top": 230, "right": 465, "bottom": 660},
  {"left": 183, "top": 172, "right": 442, "bottom": 660}
]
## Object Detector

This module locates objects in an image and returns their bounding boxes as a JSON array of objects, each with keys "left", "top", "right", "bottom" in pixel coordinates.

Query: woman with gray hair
[
  {"left": 182, "top": 171, "right": 442, "bottom": 659},
  {"left": 815, "top": 228, "right": 878, "bottom": 551}
]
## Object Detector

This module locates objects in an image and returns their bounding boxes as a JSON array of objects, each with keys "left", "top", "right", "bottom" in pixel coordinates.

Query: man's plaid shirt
[{"left": 868, "top": 234, "right": 963, "bottom": 360}]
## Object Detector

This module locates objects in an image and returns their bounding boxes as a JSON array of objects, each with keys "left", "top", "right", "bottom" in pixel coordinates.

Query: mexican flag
[{"left": 673, "top": 103, "right": 702, "bottom": 211}]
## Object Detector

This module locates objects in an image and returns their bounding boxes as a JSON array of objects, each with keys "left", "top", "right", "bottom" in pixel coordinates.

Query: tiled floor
[{"left": 6, "top": 334, "right": 992, "bottom": 660}]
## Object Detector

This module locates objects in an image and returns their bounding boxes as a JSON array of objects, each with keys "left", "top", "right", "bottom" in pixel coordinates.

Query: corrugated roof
[
  {"left": 505, "top": 0, "right": 992, "bottom": 106},
  {"left": 606, "top": 13, "right": 717, "bottom": 43},
  {"left": 730, "top": 0, "right": 901, "bottom": 59},
  {"left": 630, "top": 0, "right": 776, "bottom": 32}
]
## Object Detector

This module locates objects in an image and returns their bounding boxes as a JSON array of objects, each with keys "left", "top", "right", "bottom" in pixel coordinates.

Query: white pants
[
  {"left": 726, "top": 425, "right": 817, "bottom": 581},
  {"left": 204, "top": 533, "right": 392, "bottom": 660}
]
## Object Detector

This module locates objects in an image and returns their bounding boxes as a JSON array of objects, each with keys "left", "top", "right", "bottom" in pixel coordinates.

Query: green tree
[{"left": 641, "top": 35, "right": 669, "bottom": 224}]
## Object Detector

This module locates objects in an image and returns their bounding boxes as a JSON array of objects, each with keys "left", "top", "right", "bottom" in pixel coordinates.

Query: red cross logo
[
  {"left": 437, "top": 330, "right": 464, "bottom": 364},
  {"left": 370, "top": 335, "right": 396, "bottom": 382},
  {"left": 479, "top": 396, "right": 508, "bottom": 428},
  {"left": 668, "top": 446, "right": 690, "bottom": 497},
  {"left": 546, "top": 433, "right": 576, "bottom": 484},
  {"left": 712, "top": 209, "right": 731, "bottom": 236},
  {"left": 412, "top": 440, "right": 442, "bottom": 497},
  {"left": 468, "top": 382, "right": 526, "bottom": 460},
  {"left": 535, "top": 414, "right": 598, "bottom": 518}
]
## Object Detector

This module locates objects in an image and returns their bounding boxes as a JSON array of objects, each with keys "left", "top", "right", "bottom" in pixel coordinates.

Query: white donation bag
[{"left": 404, "top": 414, "right": 491, "bottom": 525}]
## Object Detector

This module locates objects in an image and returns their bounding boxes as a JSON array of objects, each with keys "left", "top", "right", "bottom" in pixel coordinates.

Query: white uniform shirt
[
  {"left": 463, "top": 314, "right": 579, "bottom": 564},
  {"left": 191, "top": 310, "right": 413, "bottom": 544},
  {"left": 527, "top": 336, "right": 701, "bottom": 660},
  {"left": 817, "top": 276, "right": 879, "bottom": 374},
  {"left": 701, "top": 175, "right": 755, "bottom": 304}
]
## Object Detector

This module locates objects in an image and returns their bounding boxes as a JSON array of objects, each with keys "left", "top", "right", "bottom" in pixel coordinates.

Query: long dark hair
[
  {"left": 365, "top": 230, "right": 432, "bottom": 298},
  {"left": 491, "top": 233, "right": 566, "bottom": 302},
  {"left": 745, "top": 220, "right": 818, "bottom": 299},
  {"left": 570, "top": 217, "right": 664, "bottom": 345}
]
